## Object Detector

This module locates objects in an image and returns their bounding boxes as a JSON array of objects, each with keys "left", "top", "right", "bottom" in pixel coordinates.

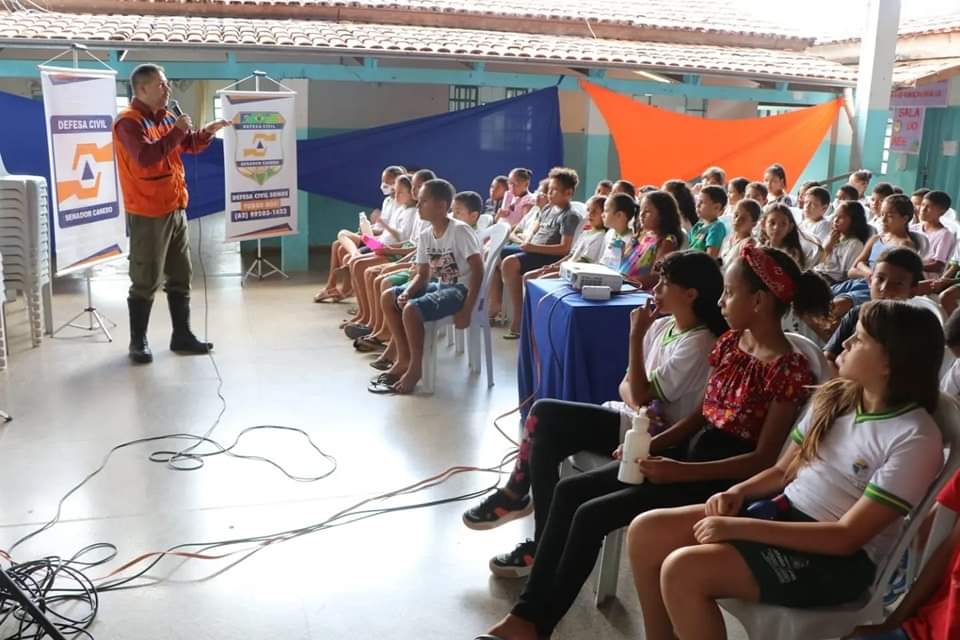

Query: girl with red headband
[{"left": 474, "top": 246, "right": 831, "bottom": 640}]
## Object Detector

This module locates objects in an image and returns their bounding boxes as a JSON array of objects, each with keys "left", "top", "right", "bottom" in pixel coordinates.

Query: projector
[{"left": 559, "top": 261, "right": 624, "bottom": 291}]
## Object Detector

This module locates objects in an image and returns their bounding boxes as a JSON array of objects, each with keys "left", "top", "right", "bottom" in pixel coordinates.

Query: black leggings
[
  {"left": 513, "top": 421, "right": 754, "bottom": 635},
  {"left": 506, "top": 399, "right": 622, "bottom": 542}
]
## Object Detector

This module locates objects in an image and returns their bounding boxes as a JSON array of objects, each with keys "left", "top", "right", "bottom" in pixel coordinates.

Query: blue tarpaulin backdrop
[{"left": 0, "top": 86, "right": 563, "bottom": 220}]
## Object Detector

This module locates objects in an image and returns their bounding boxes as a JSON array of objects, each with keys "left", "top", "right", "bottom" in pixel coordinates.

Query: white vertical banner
[
  {"left": 218, "top": 90, "right": 298, "bottom": 241},
  {"left": 40, "top": 65, "right": 127, "bottom": 276}
]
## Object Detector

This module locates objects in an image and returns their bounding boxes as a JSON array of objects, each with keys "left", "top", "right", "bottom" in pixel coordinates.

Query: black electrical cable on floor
[{"left": 0, "top": 151, "right": 523, "bottom": 638}]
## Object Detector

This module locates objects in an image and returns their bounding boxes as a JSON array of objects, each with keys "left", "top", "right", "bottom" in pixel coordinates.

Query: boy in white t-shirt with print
[
  {"left": 911, "top": 190, "right": 957, "bottom": 279},
  {"left": 800, "top": 186, "right": 833, "bottom": 244},
  {"left": 371, "top": 179, "right": 482, "bottom": 395}
]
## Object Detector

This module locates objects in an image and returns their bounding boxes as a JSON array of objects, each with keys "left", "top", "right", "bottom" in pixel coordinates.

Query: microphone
[{"left": 168, "top": 100, "right": 183, "bottom": 118}]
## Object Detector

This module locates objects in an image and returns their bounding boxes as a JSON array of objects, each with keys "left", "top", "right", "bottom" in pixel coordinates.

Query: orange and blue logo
[{"left": 49, "top": 115, "right": 120, "bottom": 228}]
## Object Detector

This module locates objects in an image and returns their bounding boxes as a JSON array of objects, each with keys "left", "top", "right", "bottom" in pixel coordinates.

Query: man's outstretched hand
[{"left": 203, "top": 119, "right": 232, "bottom": 135}]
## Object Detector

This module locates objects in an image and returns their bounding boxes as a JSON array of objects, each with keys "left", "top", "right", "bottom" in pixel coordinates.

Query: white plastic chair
[
  {"left": 720, "top": 392, "right": 960, "bottom": 640},
  {"left": 421, "top": 222, "right": 510, "bottom": 394},
  {"left": 476, "top": 213, "right": 494, "bottom": 232},
  {"left": 785, "top": 332, "right": 833, "bottom": 383},
  {"left": 567, "top": 334, "right": 833, "bottom": 606}
]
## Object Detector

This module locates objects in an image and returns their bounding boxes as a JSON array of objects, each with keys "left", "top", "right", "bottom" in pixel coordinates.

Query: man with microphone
[{"left": 113, "top": 64, "right": 230, "bottom": 364}]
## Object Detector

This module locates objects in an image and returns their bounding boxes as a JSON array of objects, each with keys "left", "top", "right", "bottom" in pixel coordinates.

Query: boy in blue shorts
[{"left": 370, "top": 179, "right": 482, "bottom": 395}]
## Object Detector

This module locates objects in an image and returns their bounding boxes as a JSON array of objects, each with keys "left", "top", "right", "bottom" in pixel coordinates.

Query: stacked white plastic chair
[
  {"left": 0, "top": 247, "right": 6, "bottom": 371},
  {"left": 0, "top": 156, "right": 51, "bottom": 348}
]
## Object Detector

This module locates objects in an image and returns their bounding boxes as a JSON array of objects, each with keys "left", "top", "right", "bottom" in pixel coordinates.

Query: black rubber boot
[
  {"left": 128, "top": 297, "right": 154, "bottom": 364},
  {"left": 167, "top": 291, "right": 213, "bottom": 354}
]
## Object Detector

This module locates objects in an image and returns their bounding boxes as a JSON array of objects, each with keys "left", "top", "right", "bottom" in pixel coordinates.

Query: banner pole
[
  {"left": 50, "top": 42, "right": 117, "bottom": 341},
  {"left": 240, "top": 70, "right": 289, "bottom": 286}
]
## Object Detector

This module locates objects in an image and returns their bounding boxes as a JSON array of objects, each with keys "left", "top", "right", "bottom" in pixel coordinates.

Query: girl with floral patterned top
[
  {"left": 475, "top": 246, "right": 832, "bottom": 640},
  {"left": 622, "top": 190, "right": 683, "bottom": 289}
]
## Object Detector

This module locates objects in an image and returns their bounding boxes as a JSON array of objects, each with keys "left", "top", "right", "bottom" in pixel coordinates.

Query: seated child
[
  {"left": 688, "top": 185, "right": 728, "bottom": 258},
  {"left": 369, "top": 179, "right": 482, "bottom": 395},
  {"left": 941, "top": 309, "right": 960, "bottom": 399},
  {"left": 701, "top": 166, "right": 726, "bottom": 188},
  {"left": 611, "top": 179, "right": 637, "bottom": 198},
  {"left": 913, "top": 188, "right": 931, "bottom": 215},
  {"left": 795, "top": 180, "right": 821, "bottom": 210},
  {"left": 663, "top": 179, "right": 698, "bottom": 232},
  {"left": 594, "top": 179, "right": 613, "bottom": 196},
  {"left": 746, "top": 180, "right": 769, "bottom": 204},
  {"left": 497, "top": 168, "right": 537, "bottom": 227},
  {"left": 801, "top": 186, "right": 833, "bottom": 244},
  {"left": 911, "top": 190, "right": 956, "bottom": 279},
  {"left": 720, "top": 176, "right": 750, "bottom": 233},
  {"left": 835, "top": 183, "right": 862, "bottom": 214},
  {"left": 760, "top": 203, "right": 821, "bottom": 269},
  {"left": 462, "top": 250, "right": 727, "bottom": 562},
  {"left": 628, "top": 300, "right": 945, "bottom": 640},
  {"left": 496, "top": 167, "right": 583, "bottom": 338},
  {"left": 823, "top": 248, "right": 923, "bottom": 363},
  {"left": 720, "top": 199, "right": 762, "bottom": 273},
  {"left": 524, "top": 195, "right": 606, "bottom": 281},
  {"left": 832, "top": 194, "right": 923, "bottom": 315},
  {"left": 598, "top": 193, "right": 637, "bottom": 271},
  {"left": 869, "top": 182, "right": 896, "bottom": 230},
  {"left": 485, "top": 175, "right": 508, "bottom": 215},
  {"left": 475, "top": 247, "right": 828, "bottom": 640},
  {"left": 849, "top": 168, "right": 873, "bottom": 199},
  {"left": 453, "top": 190, "right": 483, "bottom": 229},
  {"left": 623, "top": 190, "right": 683, "bottom": 289},
  {"left": 816, "top": 200, "right": 871, "bottom": 285},
  {"left": 342, "top": 174, "right": 420, "bottom": 339},
  {"left": 315, "top": 164, "right": 405, "bottom": 302},
  {"left": 764, "top": 163, "right": 794, "bottom": 206}
]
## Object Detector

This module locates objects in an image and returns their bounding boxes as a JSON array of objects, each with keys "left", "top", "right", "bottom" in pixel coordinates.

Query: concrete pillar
[
  {"left": 281, "top": 78, "right": 310, "bottom": 272},
  {"left": 582, "top": 97, "right": 610, "bottom": 200},
  {"left": 853, "top": 0, "right": 901, "bottom": 173}
]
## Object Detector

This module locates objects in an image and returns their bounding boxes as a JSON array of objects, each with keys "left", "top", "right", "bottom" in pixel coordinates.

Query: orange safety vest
[{"left": 113, "top": 104, "right": 189, "bottom": 217}]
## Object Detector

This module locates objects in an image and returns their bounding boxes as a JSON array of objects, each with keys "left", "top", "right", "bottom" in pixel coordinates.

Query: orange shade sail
[{"left": 580, "top": 80, "right": 842, "bottom": 190}]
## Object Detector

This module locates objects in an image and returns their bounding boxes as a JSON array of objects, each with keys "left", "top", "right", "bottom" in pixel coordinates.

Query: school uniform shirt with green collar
[
  {"left": 598, "top": 228, "right": 634, "bottom": 271},
  {"left": 604, "top": 316, "right": 717, "bottom": 439},
  {"left": 785, "top": 403, "right": 943, "bottom": 565},
  {"left": 570, "top": 228, "right": 606, "bottom": 263}
]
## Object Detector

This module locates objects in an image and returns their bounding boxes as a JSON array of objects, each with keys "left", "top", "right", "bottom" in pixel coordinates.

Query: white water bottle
[
  {"left": 618, "top": 412, "right": 651, "bottom": 485},
  {"left": 359, "top": 211, "right": 374, "bottom": 237}
]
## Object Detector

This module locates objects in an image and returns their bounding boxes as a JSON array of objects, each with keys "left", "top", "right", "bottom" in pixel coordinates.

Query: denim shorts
[{"left": 393, "top": 282, "right": 468, "bottom": 322}]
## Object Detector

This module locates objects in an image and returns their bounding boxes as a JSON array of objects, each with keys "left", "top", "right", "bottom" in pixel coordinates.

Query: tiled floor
[{"left": 0, "top": 215, "right": 747, "bottom": 639}]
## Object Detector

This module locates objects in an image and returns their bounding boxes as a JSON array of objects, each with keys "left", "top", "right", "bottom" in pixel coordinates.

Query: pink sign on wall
[
  {"left": 890, "top": 81, "right": 949, "bottom": 108},
  {"left": 890, "top": 106, "right": 925, "bottom": 154}
]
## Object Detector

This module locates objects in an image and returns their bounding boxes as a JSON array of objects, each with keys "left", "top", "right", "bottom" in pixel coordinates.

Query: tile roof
[
  {"left": 818, "top": 10, "right": 960, "bottom": 44},
  {"left": 892, "top": 57, "right": 960, "bottom": 87},
  {"left": 0, "top": 10, "right": 856, "bottom": 85},
  {"left": 44, "top": 0, "right": 812, "bottom": 43}
]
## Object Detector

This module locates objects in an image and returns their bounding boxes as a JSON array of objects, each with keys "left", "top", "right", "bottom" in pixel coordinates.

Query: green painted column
[{"left": 281, "top": 80, "right": 310, "bottom": 272}]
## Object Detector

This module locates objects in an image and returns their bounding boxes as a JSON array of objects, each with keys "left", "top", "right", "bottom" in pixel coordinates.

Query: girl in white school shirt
[{"left": 628, "top": 299, "right": 945, "bottom": 640}]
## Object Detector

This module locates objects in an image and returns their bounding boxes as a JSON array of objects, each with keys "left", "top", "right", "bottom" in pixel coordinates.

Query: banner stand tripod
[
  {"left": 41, "top": 43, "right": 120, "bottom": 342},
  {"left": 53, "top": 269, "right": 115, "bottom": 342},
  {"left": 236, "top": 71, "right": 289, "bottom": 287}
]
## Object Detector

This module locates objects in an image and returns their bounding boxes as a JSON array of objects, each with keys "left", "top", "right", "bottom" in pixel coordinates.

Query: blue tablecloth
[{"left": 517, "top": 279, "right": 650, "bottom": 418}]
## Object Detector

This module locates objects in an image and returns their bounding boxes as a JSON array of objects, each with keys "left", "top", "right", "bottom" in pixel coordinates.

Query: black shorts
[
  {"left": 506, "top": 249, "right": 559, "bottom": 273},
  {"left": 731, "top": 508, "right": 876, "bottom": 608}
]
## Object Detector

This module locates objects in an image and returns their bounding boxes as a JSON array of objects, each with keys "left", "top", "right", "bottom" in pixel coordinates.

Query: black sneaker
[
  {"left": 462, "top": 489, "right": 533, "bottom": 531},
  {"left": 489, "top": 539, "right": 536, "bottom": 578}
]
